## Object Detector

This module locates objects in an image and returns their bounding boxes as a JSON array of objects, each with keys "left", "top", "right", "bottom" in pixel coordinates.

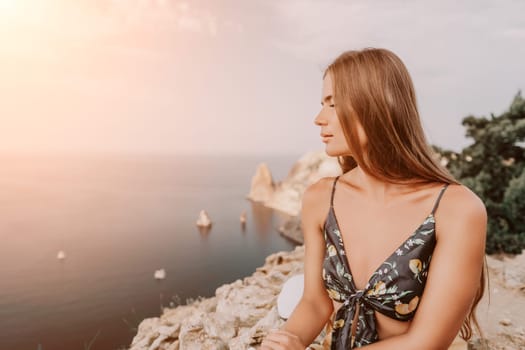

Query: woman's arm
[
  {"left": 261, "top": 179, "right": 335, "bottom": 349},
  {"left": 360, "top": 184, "right": 487, "bottom": 350}
]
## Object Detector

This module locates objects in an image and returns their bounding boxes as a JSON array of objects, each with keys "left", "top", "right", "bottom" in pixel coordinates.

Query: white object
[
  {"left": 240, "top": 211, "right": 246, "bottom": 224},
  {"left": 196, "top": 210, "right": 212, "bottom": 227},
  {"left": 277, "top": 273, "right": 304, "bottom": 319},
  {"left": 154, "top": 269, "right": 166, "bottom": 280},
  {"left": 57, "top": 250, "right": 66, "bottom": 260}
]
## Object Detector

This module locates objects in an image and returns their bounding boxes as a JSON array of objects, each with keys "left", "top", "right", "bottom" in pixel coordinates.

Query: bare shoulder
[
  {"left": 406, "top": 182, "right": 487, "bottom": 347},
  {"left": 435, "top": 182, "right": 488, "bottom": 240},
  {"left": 439, "top": 183, "right": 487, "bottom": 218},
  {"left": 302, "top": 176, "right": 337, "bottom": 203},
  {"left": 301, "top": 176, "right": 338, "bottom": 230}
]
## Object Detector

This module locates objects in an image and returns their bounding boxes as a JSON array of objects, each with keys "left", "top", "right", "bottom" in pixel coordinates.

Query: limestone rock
[
  {"left": 154, "top": 269, "right": 166, "bottom": 280},
  {"left": 499, "top": 318, "right": 512, "bottom": 326},
  {"left": 127, "top": 245, "right": 322, "bottom": 350},
  {"left": 486, "top": 250, "right": 525, "bottom": 290},
  {"left": 196, "top": 210, "right": 212, "bottom": 228},
  {"left": 277, "top": 215, "right": 303, "bottom": 244},
  {"left": 248, "top": 163, "right": 275, "bottom": 203},
  {"left": 248, "top": 150, "right": 341, "bottom": 216},
  {"left": 128, "top": 244, "right": 525, "bottom": 350}
]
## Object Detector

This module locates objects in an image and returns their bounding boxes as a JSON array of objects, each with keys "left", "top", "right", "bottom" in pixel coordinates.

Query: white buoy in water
[
  {"left": 57, "top": 250, "right": 66, "bottom": 260},
  {"left": 154, "top": 269, "right": 166, "bottom": 280},
  {"left": 277, "top": 273, "right": 304, "bottom": 319}
]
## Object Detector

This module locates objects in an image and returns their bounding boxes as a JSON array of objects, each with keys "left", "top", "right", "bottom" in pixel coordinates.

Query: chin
[
  {"left": 324, "top": 146, "right": 352, "bottom": 158},
  {"left": 324, "top": 148, "right": 342, "bottom": 158}
]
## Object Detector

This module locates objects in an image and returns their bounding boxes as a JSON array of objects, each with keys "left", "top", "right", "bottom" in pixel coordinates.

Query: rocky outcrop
[
  {"left": 128, "top": 245, "right": 330, "bottom": 350},
  {"left": 247, "top": 163, "right": 275, "bottom": 203},
  {"left": 473, "top": 251, "right": 525, "bottom": 349},
  {"left": 128, "top": 244, "right": 525, "bottom": 350},
  {"left": 247, "top": 151, "right": 341, "bottom": 216},
  {"left": 485, "top": 252, "right": 525, "bottom": 290},
  {"left": 196, "top": 210, "right": 212, "bottom": 228},
  {"left": 277, "top": 216, "right": 303, "bottom": 244}
]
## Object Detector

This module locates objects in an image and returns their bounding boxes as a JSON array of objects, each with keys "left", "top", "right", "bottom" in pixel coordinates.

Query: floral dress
[{"left": 322, "top": 175, "right": 449, "bottom": 349}]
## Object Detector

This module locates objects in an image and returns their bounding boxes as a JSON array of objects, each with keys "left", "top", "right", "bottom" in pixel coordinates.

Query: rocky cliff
[
  {"left": 247, "top": 151, "right": 341, "bottom": 216},
  {"left": 128, "top": 242, "right": 525, "bottom": 350},
  {"left": 128, "top": 245, "right": 331, "bottom": 350}
]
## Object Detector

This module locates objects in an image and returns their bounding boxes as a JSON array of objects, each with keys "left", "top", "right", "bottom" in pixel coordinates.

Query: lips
[{"left": 321, "top": 133, "right": 333, "bottom": 143}]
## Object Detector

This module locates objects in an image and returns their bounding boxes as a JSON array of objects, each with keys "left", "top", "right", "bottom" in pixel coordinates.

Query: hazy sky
[{"left": 1, "top": 0, "right": 524, "bottom": 155}]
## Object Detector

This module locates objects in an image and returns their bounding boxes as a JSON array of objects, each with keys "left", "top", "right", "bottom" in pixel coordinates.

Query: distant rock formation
[
  {"left": 248, "top": 163, "right": 275, "bottom": 203},
  {"left": 277, "top": 216, "right": 303, "bottom": 244},
  {"left": 196, "top": 210, "right": 212, "bottom": 228},
  {"left": 247, "top": 150, "right": 341, "bottom": 216},
  {"left": 154, "top": 269, "right": 166, "bottom": 280}
]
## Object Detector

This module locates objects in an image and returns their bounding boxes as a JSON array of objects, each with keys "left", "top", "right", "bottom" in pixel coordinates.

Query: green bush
[
  {"left": 432, "top": 91, "right": 525, "bottom": 254},
  {"left": 503, "top": 167, "right": 525, "bottom": 237}
]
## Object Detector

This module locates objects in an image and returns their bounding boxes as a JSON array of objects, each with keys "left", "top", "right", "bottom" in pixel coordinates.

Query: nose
[{"left": 314, "top": 110, "right": 327, "bottom": 126}]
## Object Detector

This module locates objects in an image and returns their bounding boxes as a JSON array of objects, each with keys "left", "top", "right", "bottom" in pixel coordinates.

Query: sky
[{"left": 0, "top": 0, "right": 524, "bottom": 156}]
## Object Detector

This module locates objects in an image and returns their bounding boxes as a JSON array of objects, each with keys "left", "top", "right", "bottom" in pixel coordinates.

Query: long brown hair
[{"left": 323, "top": 47, "right": 487, "bottom": 343}]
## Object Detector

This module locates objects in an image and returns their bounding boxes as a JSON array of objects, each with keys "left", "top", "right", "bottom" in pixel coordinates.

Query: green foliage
[
  {"left": 503, "top": 168, "right": 525, "bottom": 236},
  {"left": 433, "top": 91, "right": 525, "bottom": 254}
]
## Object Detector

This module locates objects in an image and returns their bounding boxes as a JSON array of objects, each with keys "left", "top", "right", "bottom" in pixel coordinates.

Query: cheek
[{"left": 328, "top": 134, "right": 352, "bottom": 155}]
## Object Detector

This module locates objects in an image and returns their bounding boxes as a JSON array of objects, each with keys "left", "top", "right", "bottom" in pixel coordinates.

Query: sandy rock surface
[
  {"left": 473, "top": 252, "right": 525, "bottom": 349},
  {"left": 128, "top": 244, "right": 525, "bottom": 350},
  {"left": 128, "top": 246, "right": 324, "bottom": 350}
]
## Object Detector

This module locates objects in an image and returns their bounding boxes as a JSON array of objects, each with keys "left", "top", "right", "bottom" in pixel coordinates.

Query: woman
[{"left": 261, "top": 48, "right": 487, "bottom": 349}]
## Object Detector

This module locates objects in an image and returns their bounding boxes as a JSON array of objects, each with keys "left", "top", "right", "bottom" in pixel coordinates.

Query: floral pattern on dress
[{"left": 320, "top": 176, "right": 449, "bottom": 349}]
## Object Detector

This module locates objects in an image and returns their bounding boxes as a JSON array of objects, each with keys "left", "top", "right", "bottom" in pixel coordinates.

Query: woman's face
[{"left": 314, "top": 71, "right": 366, "bottom": 157}]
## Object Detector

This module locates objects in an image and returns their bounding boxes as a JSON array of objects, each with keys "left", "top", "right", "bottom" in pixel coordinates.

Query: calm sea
[{"left": 0, "top": 153, "right": 301, "bottom": 350}]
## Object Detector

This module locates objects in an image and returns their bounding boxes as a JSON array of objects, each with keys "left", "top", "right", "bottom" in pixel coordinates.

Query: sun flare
[
  {"left": 0, "top": 0, "right": 25, "bottom": 21},
  {"left": 0, "top": 0, "right": 17, "bottom": 11}
]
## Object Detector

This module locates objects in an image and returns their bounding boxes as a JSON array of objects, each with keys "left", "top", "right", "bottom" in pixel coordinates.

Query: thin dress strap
[
  {"left": 330, "top": 175, "right": 341, "bottom": 208},
  {"left": 430, "top": 183, "right": 450, "bottom": 215}
]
